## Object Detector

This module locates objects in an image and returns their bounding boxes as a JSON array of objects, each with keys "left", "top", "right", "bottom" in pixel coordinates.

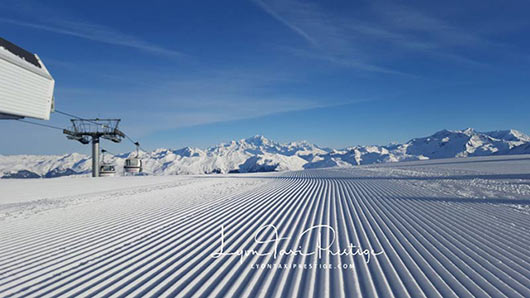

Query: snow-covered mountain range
[{"left": 2, "top": 128, "right": 530, "bottom": 178}]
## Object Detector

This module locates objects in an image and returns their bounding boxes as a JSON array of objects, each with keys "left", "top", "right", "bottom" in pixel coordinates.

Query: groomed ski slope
[{"left": 1, "top": 156, "right": 529, "bottom": 297}]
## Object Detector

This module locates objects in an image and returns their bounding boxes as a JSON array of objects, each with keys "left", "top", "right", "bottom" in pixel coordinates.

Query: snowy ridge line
[
  {"left": 1, "top": 169, "right": 530, "bottom": 297},
  {"left": 2, "top": 129, "right": 530, "bottom": 178}
]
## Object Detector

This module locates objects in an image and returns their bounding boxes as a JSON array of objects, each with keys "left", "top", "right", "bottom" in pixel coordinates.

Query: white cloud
[
  {"left": 0, "top": 17, "right": 182, "bottom": 56},
  {"left": 251, "top": 0, "right": 498, "bottom": 71},
  {"left": 250, "top": 0, "right": 316, "bottom": 45},
  {"left": 51, "top": 67, "right": 365, "bottom": 137}
]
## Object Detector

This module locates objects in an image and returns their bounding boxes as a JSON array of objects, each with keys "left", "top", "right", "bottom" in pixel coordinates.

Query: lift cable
[
  {"left": 123, "top": 134, "right": 146, "bottom": 152},
  {"left": 16, "top": 119, "right": 64, "bottom": 131},
  {"left": 54, "top": 109, "right": 84, "bottom": 120}
]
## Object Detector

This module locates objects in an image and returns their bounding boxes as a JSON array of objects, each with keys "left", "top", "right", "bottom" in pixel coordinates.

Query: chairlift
[
  {"left": 99, "top": 149, "right": 117, "bottom": 177},
  {"left": 99, "top": 164, "right": 117, "bottom": 177},
  {"left": 124, "top": 142, "right": 143, "bottom": 174}
]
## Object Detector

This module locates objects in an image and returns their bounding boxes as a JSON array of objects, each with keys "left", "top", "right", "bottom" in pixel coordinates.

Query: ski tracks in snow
[{"left": 0, "top": 169, "right": 529, "bottom": 297}]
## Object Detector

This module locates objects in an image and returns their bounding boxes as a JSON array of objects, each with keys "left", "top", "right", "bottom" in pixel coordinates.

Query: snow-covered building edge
[{"left": 2, "top": 128, "right": 530, "bottom": 178}]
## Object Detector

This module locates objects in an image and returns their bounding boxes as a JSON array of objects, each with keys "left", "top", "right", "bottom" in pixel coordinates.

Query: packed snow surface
[
  {"left": 2, "top": 128, "right": 530, "bottom": 177},
  {"left": 1, "top": 155, "right": 529, "bottom": 297}
]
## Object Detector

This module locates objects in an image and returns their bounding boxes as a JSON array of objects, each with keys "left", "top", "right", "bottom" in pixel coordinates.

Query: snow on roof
[{"left": 0, "top": 37, "right": 41, "bottom": 68}]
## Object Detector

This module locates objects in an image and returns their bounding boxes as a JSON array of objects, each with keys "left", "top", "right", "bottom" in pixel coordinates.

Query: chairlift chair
[
  {"left": 99, "top": 149, "right": 117, "bottom": 177},
  {"left": 99, "top": 164, "right": 117, "bottom": 177},
  {"left": 124, "top": 142, "right": 143, "bottom": 174}
]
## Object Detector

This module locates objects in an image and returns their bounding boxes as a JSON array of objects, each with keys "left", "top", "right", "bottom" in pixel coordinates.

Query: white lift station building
[{"left": 0, "top": 37, "right": 55, "bottom": 120}]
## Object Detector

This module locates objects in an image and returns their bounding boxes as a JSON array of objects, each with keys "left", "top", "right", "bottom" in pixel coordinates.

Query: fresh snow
[
  {"left": 0, "top": 155, "right": 529, "bottom": 297},
  {"left": 1, "top": 128, "right": 530, "bottom": 178}
]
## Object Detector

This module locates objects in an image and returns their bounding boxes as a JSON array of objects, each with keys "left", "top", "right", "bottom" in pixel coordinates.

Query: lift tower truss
[{"left": 63, "top": 119, "right": 124, "bottom": 177}]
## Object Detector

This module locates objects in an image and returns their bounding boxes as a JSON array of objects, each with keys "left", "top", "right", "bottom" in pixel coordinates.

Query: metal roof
[{"left": 0, "top": 37, "right": 41, "bottom": 68}]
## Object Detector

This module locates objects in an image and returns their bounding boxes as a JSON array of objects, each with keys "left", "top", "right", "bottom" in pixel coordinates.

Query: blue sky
[{"left": 1, "top": 0, "right": 529, "bottom": 154}]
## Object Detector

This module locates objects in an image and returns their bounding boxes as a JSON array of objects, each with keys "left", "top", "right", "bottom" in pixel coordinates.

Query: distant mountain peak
[
  {"left": 242, "top": 135, "right": 272, "bottom": 145},
  {"left": 485, "top": 129, "right": 530, "bottom": 142},
  {"left": 462, "top": 127, "right": 475, "bottom": 134},
  {"left": 2, "top": 129, "right": 530, "bottom": 178},
  {"left": 432, "top": 128, "right": 475, "bottom": 137}
]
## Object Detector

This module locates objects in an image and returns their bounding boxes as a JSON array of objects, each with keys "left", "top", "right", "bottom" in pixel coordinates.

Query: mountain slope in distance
[{"left": 1, "top": 129, "right": 529, "bottom": 178}]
